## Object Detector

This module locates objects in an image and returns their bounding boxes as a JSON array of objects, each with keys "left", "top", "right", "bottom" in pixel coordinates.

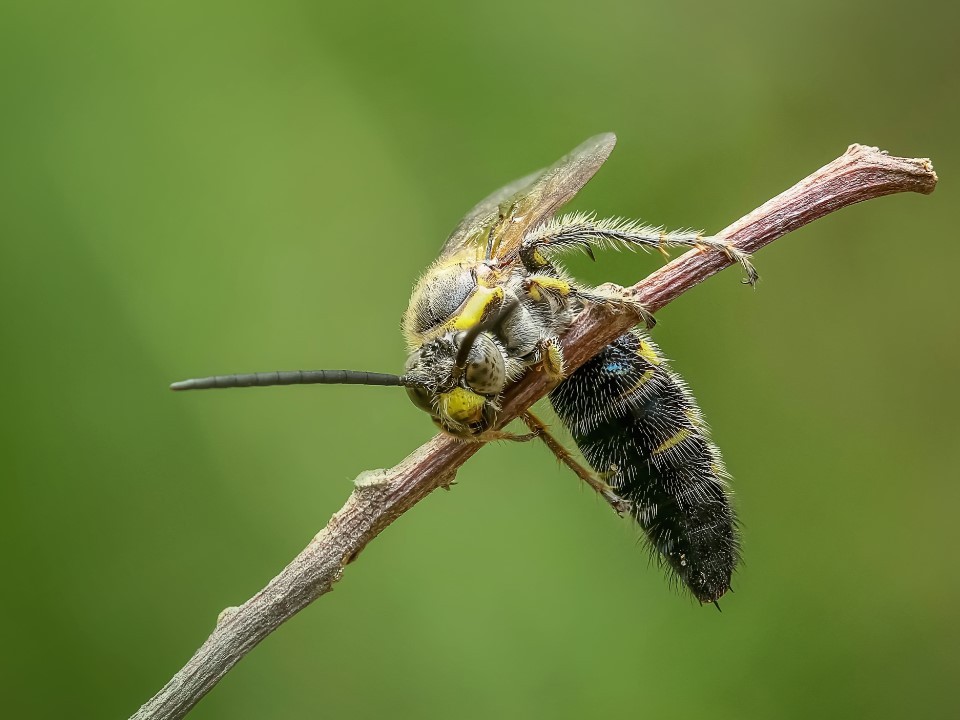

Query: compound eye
[
  {"left": 403, "top": 349, "right": 437, "bottom": 413},
  {"left": 404, "top": 348, "right": 423, "bottom": 374},
  {"left": 406, "top": 385, "right": 435, "bottom": 414},
  {"left": 463, "top": 333, "right": 506, "bottom": 395}
]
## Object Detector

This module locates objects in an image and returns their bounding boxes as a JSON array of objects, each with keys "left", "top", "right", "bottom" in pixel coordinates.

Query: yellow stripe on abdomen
[
  {"left": 619, "top": 369, "right": 655, "bottom": 397},
  {"left": 653, "top": 427, "right": 693, "bottom": 455},
  {"left": 638, "top": 340, "right": 662, "bottom": 365}
]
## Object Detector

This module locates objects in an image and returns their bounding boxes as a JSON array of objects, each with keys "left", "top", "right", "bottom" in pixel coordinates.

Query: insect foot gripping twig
[{"left": 132, "top": 144, "right": 935, "bottom": 720}]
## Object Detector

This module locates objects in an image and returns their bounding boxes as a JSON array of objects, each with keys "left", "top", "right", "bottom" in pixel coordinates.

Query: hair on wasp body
[{"left": 171, "top": 133, "right": 756, "bottom": 604}]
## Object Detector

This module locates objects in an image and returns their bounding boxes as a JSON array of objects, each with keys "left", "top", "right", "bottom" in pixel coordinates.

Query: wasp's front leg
[
  {"left": 477, "top": 428, "right": 540, "bottom": 443},
  {"left": 530, "top": 336, "right": 565, "bottom": 381}
]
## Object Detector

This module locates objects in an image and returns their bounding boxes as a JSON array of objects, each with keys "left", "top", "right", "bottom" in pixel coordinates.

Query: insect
[{"left": 172, "top": 134, "right": 757, "bottom": 604}]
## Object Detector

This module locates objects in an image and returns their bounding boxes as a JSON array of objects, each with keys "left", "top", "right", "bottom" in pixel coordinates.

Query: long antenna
[{"left": 170, "top": 370, "right": 415, "bottom": 391}]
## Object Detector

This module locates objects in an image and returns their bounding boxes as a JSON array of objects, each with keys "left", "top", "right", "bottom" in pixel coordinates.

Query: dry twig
[{"left": 131, "top": 144, "right": 936, "bottom": 720}]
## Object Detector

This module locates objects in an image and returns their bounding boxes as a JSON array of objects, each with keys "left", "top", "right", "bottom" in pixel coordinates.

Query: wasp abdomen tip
[{"left": 170, "top": 380, "right": 192, "bottom": 391}]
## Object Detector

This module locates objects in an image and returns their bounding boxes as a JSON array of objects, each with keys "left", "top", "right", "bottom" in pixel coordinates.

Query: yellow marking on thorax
[
  {"left": 638, "top": 340, "right": 662, "bottom": 365},
  {"left": 652, "top": 427, "right": 693, "bottom": 455},
  {"left": 448, "top": 286, "right": 503, "bottom": 331}
]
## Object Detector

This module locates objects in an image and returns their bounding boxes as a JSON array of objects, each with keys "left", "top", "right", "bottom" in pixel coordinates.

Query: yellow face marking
[
  {"left": 637, "top": 340, "right": 662, "bottom": 365},
  {"left": 448, "top": 286, "right": 504, "bottom": 331},
  {"left": 652, "top": 428, "right": 693, "bottom": 455},
  {"left": 440, "top": 387, "right": 486, "bottom": 424}
]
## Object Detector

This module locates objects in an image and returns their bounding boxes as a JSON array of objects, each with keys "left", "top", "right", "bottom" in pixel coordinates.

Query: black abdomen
[{"left": 549, "top": 331, "right": 739, "bottom": 602}]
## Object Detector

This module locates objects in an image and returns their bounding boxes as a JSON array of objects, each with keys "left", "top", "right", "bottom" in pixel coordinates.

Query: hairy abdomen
[{"left": 549, "top": 331, "right": 739, "bottom": 602}]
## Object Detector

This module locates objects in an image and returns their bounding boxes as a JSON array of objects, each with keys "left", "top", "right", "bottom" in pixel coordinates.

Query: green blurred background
[{"left": 2, "top": 1, "right": 957, "bottom": 718}]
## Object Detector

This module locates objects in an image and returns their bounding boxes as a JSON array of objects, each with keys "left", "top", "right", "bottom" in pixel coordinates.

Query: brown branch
[{"left": 130, "top": 144, "right": 936, "bottom": 720}]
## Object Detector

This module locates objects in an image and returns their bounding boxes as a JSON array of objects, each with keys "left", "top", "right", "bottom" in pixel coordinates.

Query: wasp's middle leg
[{"left": 522, "top": 269, "right": 656, "bottom": 330}]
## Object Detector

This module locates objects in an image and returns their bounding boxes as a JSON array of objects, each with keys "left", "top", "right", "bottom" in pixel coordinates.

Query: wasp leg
[
  {"left": 436, "top": 418, "right": 538, "bottom": 444},
  {"left": 574, "top": 283, "right": 657, "bottom": 329},
  {"left": 528, "top": 336, "right": 565, "bottom": 381},
  {"left": 519, "top": 278, "right": 576, "bottom": 376},
  {"left": 520, "top": 214, "right": 758, "bottom": 286},
  {"left": 524, "top": 274, "right": 573, "bottom": 303},
  {"left": 522, "top": 266, "right": 655, "bottom": 330},
  {"left": 477, "top": 428, "right": 539, "bottom": 443},
  {"left": 521, "top": 411, "right": 629, "bottom": 516}
]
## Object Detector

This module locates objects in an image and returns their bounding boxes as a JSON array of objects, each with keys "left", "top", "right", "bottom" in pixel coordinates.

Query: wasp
[{"left": 172, "top": 134, "right": 757, "bottom": 604}]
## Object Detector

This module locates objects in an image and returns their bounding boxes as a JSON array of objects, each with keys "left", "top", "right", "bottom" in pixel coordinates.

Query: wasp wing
[
  {"left": 438, "top": 133, "right": 617, "bottom": 262},
  {"left": 438, "top": 168, "right": 544, "bottom": 261},
  {"left": 490, "top": 133, "right": 617, "bottom": 260}
]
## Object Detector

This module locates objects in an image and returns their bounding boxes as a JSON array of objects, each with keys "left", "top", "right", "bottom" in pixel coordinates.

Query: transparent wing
[
  {"left": 437, "top": 133, "right": 617, "bottom": 262},
  {"left": 437, "top": 168, "right": 543, "bottom": 261}
]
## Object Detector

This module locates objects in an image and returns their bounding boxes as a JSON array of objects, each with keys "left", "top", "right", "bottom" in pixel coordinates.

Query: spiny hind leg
[
  {"left": 520, "top": 215, "right": 758, "bottom": 286},
  {"left": 689, "top": 234, "right": 758, "bottom": 286},
  {"left": 521, "top": 411, "right": 629, "bottom": 516}
]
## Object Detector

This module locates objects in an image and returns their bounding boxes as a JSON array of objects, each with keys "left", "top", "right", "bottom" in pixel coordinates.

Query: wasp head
[{"left": 403, "top": 330, "right": 507, "bottom": 438}]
